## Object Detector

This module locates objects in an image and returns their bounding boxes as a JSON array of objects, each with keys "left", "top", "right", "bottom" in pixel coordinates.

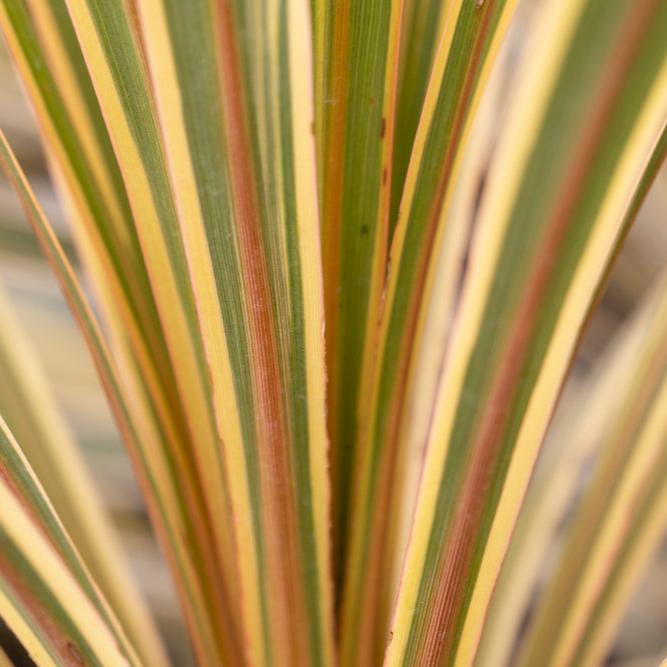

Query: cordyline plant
[{"left": 0, "top": 0, "right": 666, "bottom": 664}]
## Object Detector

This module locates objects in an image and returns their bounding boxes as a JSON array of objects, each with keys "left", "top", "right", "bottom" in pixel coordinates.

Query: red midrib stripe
[{"left": 215, "top": 2, "right": 306, "bottom": 662}]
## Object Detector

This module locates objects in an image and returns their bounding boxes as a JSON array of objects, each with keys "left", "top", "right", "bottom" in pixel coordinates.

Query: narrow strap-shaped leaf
[
  {"left": 390, "top": 0, "right": 448, "bottom": 229},
  {"left": 0, "top": 459, "right": 131, "bottom": 667},
  {"left": 26, "top": 0, "right": 198, "bottom": 492},
  {"left": 0, "top": 587, "right": 58, "bottom": 667},
  {"left": 339, "top": 1, "right": 519, "bottom": 662},
  {"left": 313, "top": 0, "right": 403, "bottom": 583},
  {"left": 23, "top": 0, "right": 143, "bottom": 267},
  {"left": 473, "top": 312, "right": 647, "bottom": 667},
  {"left": 0, "top": 15, "right": 213, "bottom": 656},
  {"left": 0, "top": 0, "right": 183, "bottom": 451},
  {"left": 476, "top": 128, "right": 667, "bottom": 667},
  {"left": 389, "top": 53, "right": 509, "bottom": 595},
  {"left": 211, "top": 1, "right": 333, "bottom": 660},
  {"left": 59, "top": 1, "right": 250, "bottom": 661},
  {"left": 361, "top": 0, "right": 519, "bottom": 459},
  {"left": 1, "top": 3, "right": 249, "bottom": 659},
  {"left": 0, "top": 129, "right": 224, "bottom": 665},
  {"left": 516, "top": 272, "right": 667, "bottom": 667},
  {"left": 0, "top": 417, "right": 141, "bottom": 666},
  {"left": 0, "top": 283, "right": 167, "bottom": 666},
  {"left": 393, "top": 0, "right": 552, "bottom": 481},
  {"left": 138, "top": 0, "right": 333, "bottom": 663},
  {"left": 386, "top": 0, "right": 667, "bottom": 664}
]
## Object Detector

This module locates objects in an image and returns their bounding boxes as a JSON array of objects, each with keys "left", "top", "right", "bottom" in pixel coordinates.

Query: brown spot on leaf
[{"left": 65, "top": 641, "right": 85, "bottom": 666}]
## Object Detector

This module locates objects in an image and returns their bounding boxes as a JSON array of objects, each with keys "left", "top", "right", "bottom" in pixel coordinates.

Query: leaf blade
[
  {"left": 516, "top": 271, "right": 667, "bottom": 667},
  {"left": 387, "top": 0, "right": 667, "bottom": 664},
  {"left": 0, "top": 282, "right": 166, "bottom": 667},
  {"left": 138, "top": 0, "right": 334, "bottom": 662},
  {"left": 0, "top": 127, "right": 223, "bottom": 664},
  {"left": 0, "top": 417, "right": 139, "bottom": 667}
]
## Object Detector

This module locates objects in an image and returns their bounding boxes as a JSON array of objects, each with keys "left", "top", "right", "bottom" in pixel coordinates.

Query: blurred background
[{"left": 0, "top": 6, "right": 665, "bottom": 665}]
